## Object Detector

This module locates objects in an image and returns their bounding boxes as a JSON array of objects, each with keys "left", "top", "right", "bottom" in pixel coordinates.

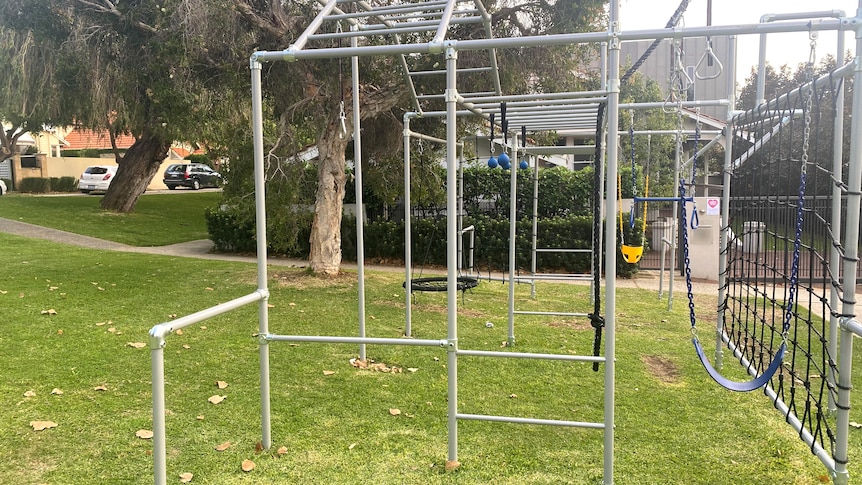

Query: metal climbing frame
[{"left": 146, "top": 1, "right": 862, "bottom": 484}]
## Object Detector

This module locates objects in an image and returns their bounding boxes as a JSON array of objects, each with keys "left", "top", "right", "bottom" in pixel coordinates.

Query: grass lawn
[
  {"left": 1, "top": 232, "right": 859, "bottom": 484},
  {"left": 0, "top": 192, "right": 221, "bottom": 246}
]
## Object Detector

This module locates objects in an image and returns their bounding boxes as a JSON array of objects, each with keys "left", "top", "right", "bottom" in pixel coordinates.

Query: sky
[{"left": 619, "top": 0, "right": 860, "bottom": 82}]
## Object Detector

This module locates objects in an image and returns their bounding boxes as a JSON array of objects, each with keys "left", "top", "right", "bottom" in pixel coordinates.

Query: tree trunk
[
  {"left": 309, "top": 124, "right": 349, "bottom": 275},
  {"left": 100, "top": 132, "right": 171, "bottom": 213}
]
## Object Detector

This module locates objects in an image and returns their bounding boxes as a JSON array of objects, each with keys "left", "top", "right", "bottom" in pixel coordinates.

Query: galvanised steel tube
[
  {"left": 264, "top": 335, "right": 448, "bottom": 347},
  {"left": 457, "top": 349, "right": 605, "bottom": 362},
  {"left": 604, "top": 3, "right": 620, "bottom": 483},
  {"left": 457, "top": 413, "right": 605, "bottom": 428},
  {"left": 352, "top": 32, "right": 368, "bottom": 362},
  {"left": 833, "top": 6, "right": 862, "bottom": 483},
  {"left": 403, "top": 115, "right": 413, "bottom": 337},
  {"left": 716, "top": 35, "right": 736, "bottom": 373},
  {"left": 444, "top": 43, "right": 459, "bottom": 467}
]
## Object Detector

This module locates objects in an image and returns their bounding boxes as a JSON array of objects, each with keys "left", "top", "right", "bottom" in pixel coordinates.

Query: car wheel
[
  {"left": 81, "top": 190, "right": 91, "bottom": 194},
  {"left": 167, "top": 184, "right": 176, "bottom": 190},
  {"left": 192, "top": 179, "right": 201, "bottom": 190}
]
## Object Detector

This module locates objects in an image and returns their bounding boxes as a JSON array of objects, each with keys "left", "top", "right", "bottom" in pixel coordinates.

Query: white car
[
  {"left": 78, "top": 165, "right": 118, "bottom": 194},
  {"left": 0, "top": 179, "right": 6, "bottom": 195}
]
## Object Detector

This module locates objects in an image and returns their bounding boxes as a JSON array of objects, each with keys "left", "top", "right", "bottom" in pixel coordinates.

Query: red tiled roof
[{"left": 63, "top": 128, "right": 137, "bottom": 150}]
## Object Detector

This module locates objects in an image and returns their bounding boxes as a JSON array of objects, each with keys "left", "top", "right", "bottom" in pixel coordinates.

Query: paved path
[{"left": 0, "top": 216, "right": 725, "bottom": 296}]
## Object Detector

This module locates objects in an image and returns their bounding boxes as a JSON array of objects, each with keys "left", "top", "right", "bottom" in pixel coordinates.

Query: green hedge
[
  {"left": 205, "top": 208, "right": 642, "bottom": 277},
  {"left": 17, "top": 177, "right": 77, "bottom": 193}
]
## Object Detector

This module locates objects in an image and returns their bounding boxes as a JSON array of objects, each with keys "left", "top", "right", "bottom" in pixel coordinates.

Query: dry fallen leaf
[
  {"left": 40, "top": 309, "right": 57, "bottom": 315},
  {"left": 850, "top": 421, "right": 862, "bottom": 429},
  {"left": 389, "top": 408, "right": 401, "bottom": 416},
  {"left": 348, "top": 443, "right": 357, "bottom": 450},
  {"left": 445, "top": 460, "right": 461, "bottom": 472},
  {"left": 267, "top": 303, "right": 275, "bottom": 308},
  {"left": 95, "top": 321, "right": 106, "bottom": 326},
  {"left": 30, "top": 421, "right": 58, "bottom": 431},
  {"left": 277, "top": 446, "right": 288, "bottom": 455},
  {"left": 509, "top": 394, "right": 518, "bottom": 399},
  {"left": 216, "top": 381, "right": 228, "bottom": 389},
  {"left": 127, "top": 342, "right": 147, "bottom": 349},
  {"left": 407, "top": 368, "right": 419, "bottom": 373},
  {"left": 196, "top": 415, "right": 205, "bottom": 421},
  {"left": 175, "top": 329, "right": 184, "bottom": 336},
  {"left": 199, "top": 326, "right": 207, "bottom": 330},
  {"left": 182, "top": 344, "right": 191, "bottom": 350},
  {"left": 136, "top": 429, "right": 154, "bottom": 439},
  {"left": 57, "top": 329, "right": 64, "bottom": 335},
  {"left": 322, "top": 370, "right": 335, "bottom": 376},
  {"left": 23, "top": 390, "right": 36, "bottom": 397},
  {"left": 179, "top": 472, "right": 193, "bottom": 483},
  {"left": 215, "top": 441, "right": 231, "bottom": 451},
  {"left": 51, "top": 388, "right": 63, "bottom": 395},
  {"left": 48, "top": 286, "right": 59, "bottom": 291},
  {"left": 94, "top": 385, "right": 108, "bottom": 391},
  {"left": 205, "top": 287, "right": 214, "bottom": 291},
  {"left": 288, "top": 302, "right": 296, "bottom": 307},
  {"left": 107, "top": 327, "right": 117, "bottom": 333},
  {"left": 208, "top": 395, "right": 226, "bottom": 405},
  {"left": 241, "top": 459, "right": 255, "bottom": 472}
]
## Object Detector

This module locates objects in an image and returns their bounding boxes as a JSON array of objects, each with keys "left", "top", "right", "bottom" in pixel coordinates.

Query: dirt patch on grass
[
  {"left": 641, "top": 355, "right": 681, "bottom": 384},
  {"left": 272, "top": 270, "right": 357, "bottom": 289}
]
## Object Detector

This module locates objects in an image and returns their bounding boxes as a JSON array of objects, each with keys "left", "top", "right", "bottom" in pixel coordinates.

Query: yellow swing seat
[{"left": 621, "top": 244, "right": 644, "bottom": 264}]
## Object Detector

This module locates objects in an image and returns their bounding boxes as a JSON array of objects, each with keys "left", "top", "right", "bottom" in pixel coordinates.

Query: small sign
[{"left": 706, "top": 198, "right": 720, "bottom": 216}]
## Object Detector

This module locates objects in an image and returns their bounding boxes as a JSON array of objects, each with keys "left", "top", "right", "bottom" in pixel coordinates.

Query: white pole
[{"left": 351, "top": 31, "right": 368, "bottom": 361}]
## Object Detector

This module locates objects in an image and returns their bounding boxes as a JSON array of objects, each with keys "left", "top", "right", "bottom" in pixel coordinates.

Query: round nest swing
[{"left": 403, "top": 276, "right": 479, "bottom": 292}]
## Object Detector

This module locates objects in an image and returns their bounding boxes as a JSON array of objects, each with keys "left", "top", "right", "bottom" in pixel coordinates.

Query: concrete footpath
[{"left": 0, "top": 216, "right": 719, "bottom": 296}]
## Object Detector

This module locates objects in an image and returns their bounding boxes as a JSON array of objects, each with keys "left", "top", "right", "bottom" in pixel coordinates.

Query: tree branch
[{"left": 75, "top": 0, "right": 158, "bottom": 34}]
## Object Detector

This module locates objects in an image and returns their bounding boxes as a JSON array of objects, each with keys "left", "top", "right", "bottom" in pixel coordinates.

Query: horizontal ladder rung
[
  {"left": 265, "top": 334, "right": 446, "bottom": 347},
  {"left": 457, "top": 413, "right": 605, "bottom": 429},
  {"left": 514, "top": 274, "right": 593, "bottom": 281},
  {"left": 536, "top": 248, "right": 592, "bottom": 253},
  {"left": 457, "top": 349, "right": 603, "bottom": 362},
  {"left": 513, "top": 310, "right": 590, "bottom": 317}
]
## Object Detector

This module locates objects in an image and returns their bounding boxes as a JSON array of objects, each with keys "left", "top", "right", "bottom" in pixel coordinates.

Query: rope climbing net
[{"left": 724, "top": 49, "right": 849, "bottom": 462}]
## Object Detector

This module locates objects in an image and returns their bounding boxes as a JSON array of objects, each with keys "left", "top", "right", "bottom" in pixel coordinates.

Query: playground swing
[
  {"left": 619, "top": 113, "right": 648, "bottom": 264},
  {"left": 404, "top": 140, "right": 479, "bottom": 296},
  {"left": 682, "top": 75, "right": 812, "bottom": 392}
]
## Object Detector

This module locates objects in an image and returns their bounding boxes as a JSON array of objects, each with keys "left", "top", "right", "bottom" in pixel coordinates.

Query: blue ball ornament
[
  {"left": 487, "top": 156, "right": 498, "bottom": 168},
  {"left": 500, "top": 158, "right": 511, "bottom": 170},
  {"left": 520, "top": 160, "right": 529, "bottom": 170},
  {"left": 497, "top": 152, "right": 510, "bottom": 166}
]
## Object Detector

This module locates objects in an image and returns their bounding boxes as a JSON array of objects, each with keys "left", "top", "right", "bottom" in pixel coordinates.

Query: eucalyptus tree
[
  {"left": 1, "top": 0, "right": 243, "bottom": 212},
  {"left": 0, "top": 26, "right": 63, "bottom": 172}
]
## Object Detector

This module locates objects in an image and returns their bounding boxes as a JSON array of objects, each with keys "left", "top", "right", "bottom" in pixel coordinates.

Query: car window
[{"left": 85, "top": 167, "right": 109, "bottom": 175}]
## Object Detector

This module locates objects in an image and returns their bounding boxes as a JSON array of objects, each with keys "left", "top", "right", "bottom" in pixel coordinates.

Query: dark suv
[{"left": 163, "top": 163, "right": 221, "bottom": 190}]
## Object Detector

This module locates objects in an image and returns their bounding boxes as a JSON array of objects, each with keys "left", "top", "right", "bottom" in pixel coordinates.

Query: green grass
[
  {"left": 1, "top": 232, "right": 858, "bottom": 484},
  {"left": 0, "top": 192, "right": 221, "bottom": 246}
]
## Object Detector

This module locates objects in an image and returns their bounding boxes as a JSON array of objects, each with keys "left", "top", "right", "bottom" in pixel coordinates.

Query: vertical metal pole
[
  {"left": 530, "top": 152, "right": 539, "bottom": 300},
  {"left": 756, "top": 27, "right": 768, "bottom": 107},
  {"left": 351, "top": 33, "right": 368, "bottom": 361},
  {"left": 833, "top": 8, "right": 862, "bottom": 484},
  {"left": 458, "top": 146, "right": 465, "bottom": 274},
  {"left": 507, "top": 132, "right": 518, "bottom": 347},
  {"left": 150, "top": 346, "right": 167, "bottom": 485},
  {"left": 604, "top": 3, "right": 620, "bottom": 483},
  {"left": 444, "top": 44, "right": 460, "bottom": 467},
  {"left": 251, "top": 57, "right": 272, "bottom": 452},
  {"left": 403, "top": 115, "right": 413, "bottom": 337},
  {"left": 668, "top": 100, "right": 681, "bottom": 311},
  {"left": 827, "top": 24, "right": 846, "bottom": 414},
  {"left": 716, "top": 35, "right": 737, "bottom": 372}
]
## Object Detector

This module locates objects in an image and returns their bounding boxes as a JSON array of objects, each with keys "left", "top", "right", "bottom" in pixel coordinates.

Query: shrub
[
  {"left": 19, "top": 177, "right": 51, "bottom": 193},
  {"left": 1, "top": 178, "right": 12, "bottom": 191},
  {"left": 49, "top": 177, "right": 78, "bottom": 192}
]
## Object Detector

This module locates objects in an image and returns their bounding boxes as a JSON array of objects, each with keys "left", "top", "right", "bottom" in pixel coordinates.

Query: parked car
[
  {"left": 0, "top": 179, "right": 6, "bottom": 195},
  {"left": 78, "top": 165, "right": 118, "bottom": 194},
  {"left": 163, "top": 163, "right": 221, "bottom": 190}
]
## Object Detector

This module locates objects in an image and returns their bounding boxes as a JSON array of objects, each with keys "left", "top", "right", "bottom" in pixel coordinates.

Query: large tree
[
  {"left": 2, "top": 0, "right": 238, "bottom": 212},
  {"left": 0, "top": 27, "right": 63, "bottom": 175}
]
